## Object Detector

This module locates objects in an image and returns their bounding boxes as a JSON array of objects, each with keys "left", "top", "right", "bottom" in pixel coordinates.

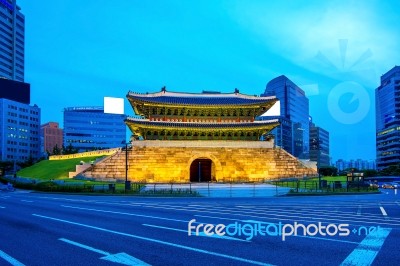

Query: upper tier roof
[{"left": 127, "top": 90, "right": 277, "bottom": 106}]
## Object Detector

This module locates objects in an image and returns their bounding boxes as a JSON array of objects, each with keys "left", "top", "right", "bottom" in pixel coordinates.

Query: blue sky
[{"left": 19, "top": 0, "right": 400, "bottom": 162}]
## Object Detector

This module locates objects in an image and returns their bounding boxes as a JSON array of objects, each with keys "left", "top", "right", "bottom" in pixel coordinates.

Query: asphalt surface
[{"left": 1, "top": 189, "right": 400, "bottom": 266}]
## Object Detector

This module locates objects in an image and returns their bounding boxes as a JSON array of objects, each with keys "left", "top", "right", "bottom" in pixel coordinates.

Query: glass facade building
[
  {"left": 0, "top": 97, "right": 41, "bottom": 162},
  {"left": 63, "top": 106, "right": 126, "bottom": 152},
  {"left": 0, "top": 0, "right": 25, "bottom": 81},
  {"left": 260, "top": 75, "right": 310, "bottom": 159},
  {"left": 376, "top": 66, "right": 400, "bottom": 170},
  {"left": 309, "top": 122, "right": 330, "bottom": 167}
]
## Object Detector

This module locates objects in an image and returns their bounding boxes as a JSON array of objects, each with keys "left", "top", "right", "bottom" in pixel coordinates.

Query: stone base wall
[{"left": 83, "top": 141, "right": 317, "bottom": 182}]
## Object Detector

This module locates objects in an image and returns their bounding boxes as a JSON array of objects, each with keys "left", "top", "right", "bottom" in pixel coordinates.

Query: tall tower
[
  {"left": 0, "top": 0, "right": 25, "bottom": 81},
  {"left": 309, "top": 121, "right": 330, "bottom": 167},
  {"left": 376, "top": 66, "right": 400, "bottom": 170},
  {"left": 261, "top": 75, "right": 310, "bottom": 159}
]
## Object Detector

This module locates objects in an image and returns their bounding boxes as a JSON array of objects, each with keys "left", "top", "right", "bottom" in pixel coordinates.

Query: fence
[
  {"left": 2, "top": 174, "right": 379, "bottom": 196},
  {"left": 269, "top": 180, "right": 379, "bottom": 194}
]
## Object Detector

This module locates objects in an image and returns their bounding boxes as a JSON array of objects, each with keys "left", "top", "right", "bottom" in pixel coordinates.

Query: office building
[
  {"left": 41, "top": 122, "right": 63, "bottom": 155},
  {"left": 0, "top": 79, "right": 41, "bottom": 162},
  {"left": 260, "top": 75, "right": 310, "bottom": 159},
  {"left": 63, "top": 106, "right": 126, "bottom": 152},
  {"left": 335, "top": 159, "right": 376, "bottom": 171},
  {"left": 309, "top": 121, "right": 330, "bottom": 167},
  {"left": 0, "top": 0, "right": 25, "bottom": 81},
  {"left": 375, "top": 66, "right": 400, "bottom": 170}
]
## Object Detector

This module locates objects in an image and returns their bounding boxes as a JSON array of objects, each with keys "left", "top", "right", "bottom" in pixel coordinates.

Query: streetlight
[
  {"left": 312, "top": 138, "right": 322, "bottom": 190},
  {"left": 122, "top": 140, "right": 132, "bottom": 193},
  {"left": 198, "top": 161, "right": 201, "bottom": 182}
]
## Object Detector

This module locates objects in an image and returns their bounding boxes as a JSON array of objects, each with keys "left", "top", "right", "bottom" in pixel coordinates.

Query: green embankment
[
  {"left": 309, "top": 176, "right": 347, "bottom": 182},
  {"left": 17, "top": 156, "right": 103, "bottom": 180}
]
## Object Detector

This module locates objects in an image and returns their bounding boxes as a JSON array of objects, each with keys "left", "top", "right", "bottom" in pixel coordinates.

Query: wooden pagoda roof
[
  {"left": 125, "top": 117, "right": 279, "bottom": 131},
  {"left": 127, "top": 90, "right": 277, "bottom": 107}
]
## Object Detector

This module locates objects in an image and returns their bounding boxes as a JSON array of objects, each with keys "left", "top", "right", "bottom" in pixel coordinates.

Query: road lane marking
[
  {"left": 60, "top": 238, "right": 108, "bottom": 255},
  {"left": 142, "top": 205, "right": 400, "bottom": 228},
  {"left": 33, "top": 214, "right": 273, "bottom": 266},
  {"left": 0, "top": 206, "right": 5, "bottom": 209},
  {"left": 357, "top": 206, "right": 361, "bottom": 216},
  {"left": 61, "top": 205, "right": 189, "bottom": 223},
  {"left": 379, "top": 206, "right": 387, "bottom": 217},
  {"left": 340, "top": 228, "right": 391, "bottom": 266},
  {"left": 0, "top": 250, "right": 25, "bottom": 266},
  {"left": 59, "top": 238, "right": 150, "bottom": 265},
  {"left": 20, "top": 200, "right": 33, "bottom": 203},
  {"left": 140, "top": 204, "right": 400, "bottom": 224},
  {"left": 142, "top": 224, "right": 247, "bottom": 242}
]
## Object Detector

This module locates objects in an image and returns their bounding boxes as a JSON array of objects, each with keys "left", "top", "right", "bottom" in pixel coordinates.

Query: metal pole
[
  {"left": 125, "top": 142, "right": 128, "bottom": 193},
  {"left": 198, "top": 162, "right": 201, "bottom": 182},
  {"left": 317, "top": 141, "right": 321, "bottom": 190}
]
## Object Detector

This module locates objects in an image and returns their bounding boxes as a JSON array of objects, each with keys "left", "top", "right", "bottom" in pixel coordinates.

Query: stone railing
[
  {"left": 131, "top": 140, "right": 274, "bottom": 148},
  {"left": 49, "top": 148, "right": 120, "bottom": 161}
]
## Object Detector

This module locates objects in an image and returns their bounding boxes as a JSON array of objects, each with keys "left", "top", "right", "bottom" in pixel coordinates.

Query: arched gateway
[{"left": 190, "top": 158, "right": 213, "bottom": 182}]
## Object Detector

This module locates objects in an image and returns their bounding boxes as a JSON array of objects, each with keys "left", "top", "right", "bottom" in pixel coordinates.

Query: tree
[
  {"left": 319, "top": 166, "right": 338, "bottom": 176},
  {"left": 379, "top": 164, "right": 400, "bottom": 176},
  {"left": 52, "top": 144, "right": 61, "bottom": 155},
  {"left": 61, "top": 143, "right": 79, "bottom": 155},
  {"left": 362, "top": 169, "right": 378, "bottom": 177}
]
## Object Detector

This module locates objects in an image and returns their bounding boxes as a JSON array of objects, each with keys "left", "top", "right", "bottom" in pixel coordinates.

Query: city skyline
[{"left": 18, "top": 0, "right": 400, "bottom": 161}]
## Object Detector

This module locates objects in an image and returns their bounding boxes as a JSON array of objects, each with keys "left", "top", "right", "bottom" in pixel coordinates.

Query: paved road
[{"left": 1, "top": 189, "right": 400, "bottom": 265}]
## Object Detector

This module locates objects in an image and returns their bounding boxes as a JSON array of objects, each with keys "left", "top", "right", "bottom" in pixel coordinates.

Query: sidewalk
[{"left": 142, "top": 183, "right": 289, "bottom": 197}]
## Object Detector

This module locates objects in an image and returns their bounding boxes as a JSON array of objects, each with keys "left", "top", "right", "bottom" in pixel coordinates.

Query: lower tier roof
[{"left": 125, "top": 117, "right": 279, "bottom": 134}]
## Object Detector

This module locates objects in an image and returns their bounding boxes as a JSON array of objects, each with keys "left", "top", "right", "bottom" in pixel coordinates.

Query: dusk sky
[{"left": 19, "top": 0, "right": 400, "bottom": 162}]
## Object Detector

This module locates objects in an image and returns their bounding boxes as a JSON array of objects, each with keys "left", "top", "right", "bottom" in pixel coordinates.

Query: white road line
[
  {"left": 379, "top": 206, "right": 388, "bottom": 217},
  {"left": 59, "top": 238, "right": 150, "bottom": 265},
  {"left": 60, "top": 238, "right": 109, "bottom": 255},
  {"left": 340, "top": 228, "right": 391, "bottom": 266},
  {"left": 142, "top": 204, "right": 400, "bottom": 227},
  {"left": 20, "top": 200, "right": 33, "bottom": 203},
  {"left": 142, "top": 224, "right": 247, "bottom": 242},
  {"left": 0, "top": 250, "right": 25, "bottom": 266},
  {"left": 357, "top": 206, "right": 361, "bottom": 216},
  {"left": 33, "top": 214, "right": 273, "bottom": 266},
  {"left": 141, "top": 203, "right": 398, "bottom": 221},
  {"left": 61, "top": 205, "right": 189, "bottom": 223},
  {"left": 0, "top": 206, "right": 5, "bottom": 209}
]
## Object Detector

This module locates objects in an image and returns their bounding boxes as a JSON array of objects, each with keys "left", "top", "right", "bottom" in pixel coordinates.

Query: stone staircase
[{"left": 83, "top": 142, "right": 317, "bottom": 182}]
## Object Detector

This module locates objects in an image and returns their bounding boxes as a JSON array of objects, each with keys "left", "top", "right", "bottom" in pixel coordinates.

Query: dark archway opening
[{"left": 190, "top": 158, "right": 212, "bottom": 182}]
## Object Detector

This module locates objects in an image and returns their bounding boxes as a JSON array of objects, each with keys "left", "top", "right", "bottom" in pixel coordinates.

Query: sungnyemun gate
[{"left": 83, "top": 88, "right": 317, "bottom": 182}]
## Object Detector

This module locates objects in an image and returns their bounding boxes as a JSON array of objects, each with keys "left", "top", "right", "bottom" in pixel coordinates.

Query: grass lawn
[
  {"left": 309, "top": 176, "right": 348, "bottom": 182},
  {"left": 17, "top": 156, "right": 104, "bottom": 181}
]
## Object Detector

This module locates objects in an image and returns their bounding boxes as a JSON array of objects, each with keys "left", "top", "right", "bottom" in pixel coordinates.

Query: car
[
  {"left": 382, "top": 183, "right": 399, "bottom": 189},
  {"left": 369, "top": 183, "right": 379, "bottom": 188}
]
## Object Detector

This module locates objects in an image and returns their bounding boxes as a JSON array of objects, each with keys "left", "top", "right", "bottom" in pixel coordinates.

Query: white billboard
[
  {"left": 104, "top": 97, "right": 124, "bottom": 115},
  {"left": 260, "top": 100, "right": 280, "bottom": 116}
]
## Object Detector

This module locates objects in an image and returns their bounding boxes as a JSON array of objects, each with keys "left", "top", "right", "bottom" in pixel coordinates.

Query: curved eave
[
  {"left": 125, "top": 118, "right": 279, "bottom": 132},
  {"left": 127, "top": 90, "right": 276, "bottom": 100},
  {"left": 127, "top": 96, "right": 277, "bottom": 108},
  {"left": 127, "top": 97, "right": 277, "bottom": 117}
]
